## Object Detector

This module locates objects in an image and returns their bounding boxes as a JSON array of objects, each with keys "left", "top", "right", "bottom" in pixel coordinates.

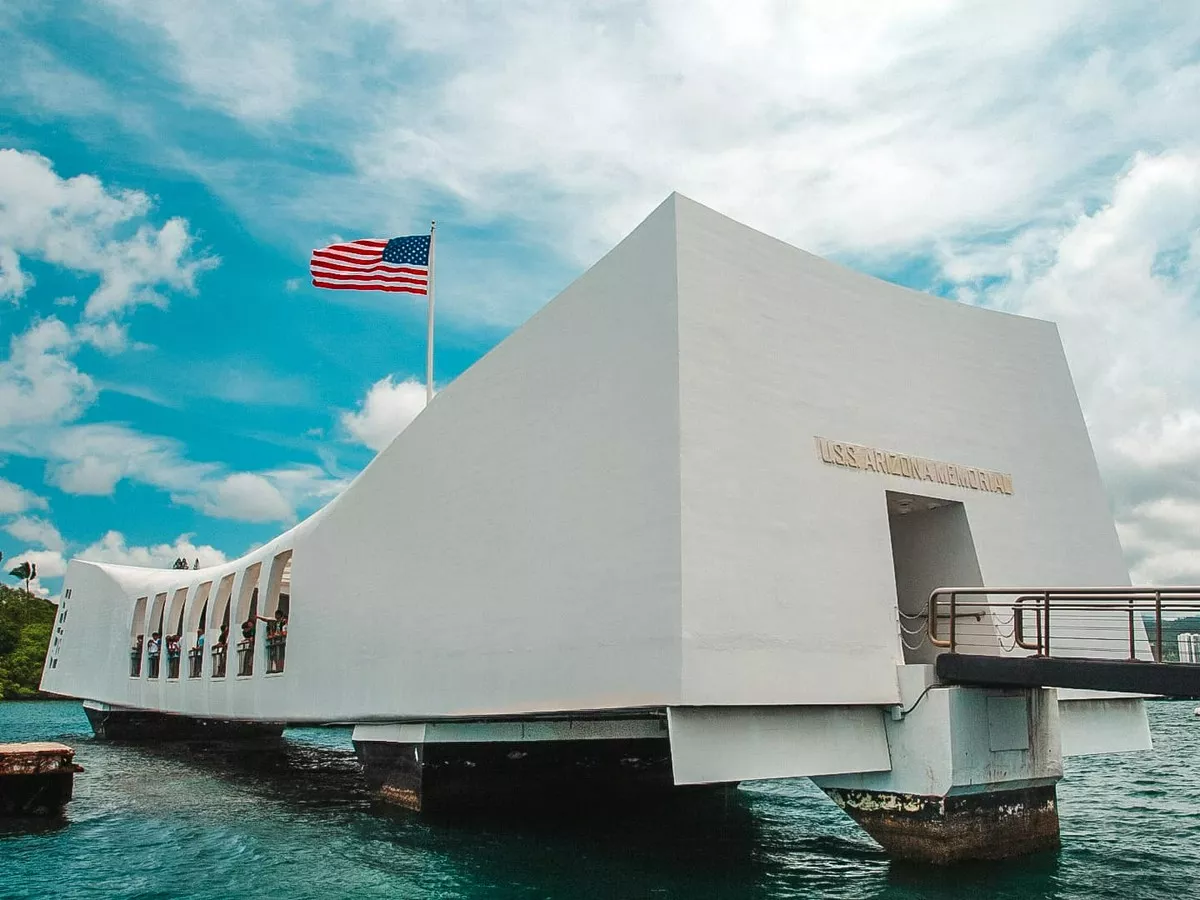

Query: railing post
[
  {"left": 948, "top": 592, "right": 957, "bottom": 653},
  {"left": 1042, "top": 592, "right": 1051, "bottom": 657},
  {"left": 1155, "top": 591, "right": 1163, "bottom": 662},
  {"left": 1128, "top": 598, "right": 1136, "bottom": 661}
]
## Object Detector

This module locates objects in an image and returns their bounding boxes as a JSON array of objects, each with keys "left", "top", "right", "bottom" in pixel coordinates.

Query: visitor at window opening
[
  {"left": 195, "top": 626, "right": 205, "bottom": 649},
  {"left": 147, "top": 632, "right": 161, "bottom": 658}
]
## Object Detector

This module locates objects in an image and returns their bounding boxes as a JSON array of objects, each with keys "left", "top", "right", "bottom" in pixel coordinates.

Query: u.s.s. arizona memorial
[{"left": 42, "top": 195, "right": 1160, "bottom": 864}]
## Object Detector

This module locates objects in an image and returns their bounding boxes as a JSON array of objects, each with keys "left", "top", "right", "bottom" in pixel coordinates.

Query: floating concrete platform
[{"left": 0, "top": 742, "right": 83, "bottom": 816}]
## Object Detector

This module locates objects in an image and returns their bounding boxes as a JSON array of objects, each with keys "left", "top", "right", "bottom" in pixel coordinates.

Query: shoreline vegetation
[{"left": 0, "top": 584, "right": 55, "bottom": 700}]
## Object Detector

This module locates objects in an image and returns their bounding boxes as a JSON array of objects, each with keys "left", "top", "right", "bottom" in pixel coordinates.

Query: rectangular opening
[
  {"left": 147, "top": 592, "right": 167, "bottom": 678},
  {"left": 263, "top": 550, "right": 292, "bottom": 674},
  {"left": 165, "top": 588, "right": 187, "bottom": 679},
  {"left": 209, "top": 574, "right": 235, "bottom": 678},
  {"left": 235, "top": 563, "right": 262, "bottom": 677},
  {"left": 130, "top": 596, "right": 148, "bottom": 677},
  {"left": 887, "top": 491, "right": 997, "bottom": 664},
  {"left": 187, "top": 581, "right": 212, "bottom": 678}
]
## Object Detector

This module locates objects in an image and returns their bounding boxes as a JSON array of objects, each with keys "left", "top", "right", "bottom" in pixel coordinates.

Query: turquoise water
[{"left": 2, "top": 701, "right": 1199, "bottom": 899}]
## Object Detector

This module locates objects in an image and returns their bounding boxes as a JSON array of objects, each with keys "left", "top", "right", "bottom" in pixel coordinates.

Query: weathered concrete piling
[{"left": 0, "top": 742, "right": 84, "bottom": 816}]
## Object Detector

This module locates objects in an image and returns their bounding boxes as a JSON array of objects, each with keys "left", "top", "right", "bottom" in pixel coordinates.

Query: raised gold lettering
[{"left": 814, "top": 436, "right": 1013, "bottom": 495}]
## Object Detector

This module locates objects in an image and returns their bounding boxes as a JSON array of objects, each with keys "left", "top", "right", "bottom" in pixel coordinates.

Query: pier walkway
[{"left": 923, "top": 585, "right": 1200, "bottom": 697}]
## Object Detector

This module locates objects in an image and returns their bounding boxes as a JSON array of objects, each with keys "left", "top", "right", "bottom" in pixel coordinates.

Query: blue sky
[{"left": 2, "top": 2, "right": 1200, "bottom": 594}]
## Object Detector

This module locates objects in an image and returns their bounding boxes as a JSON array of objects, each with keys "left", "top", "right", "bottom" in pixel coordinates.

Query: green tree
[{"left": 0, "top": 583, "right": 56, "bottom": 698}]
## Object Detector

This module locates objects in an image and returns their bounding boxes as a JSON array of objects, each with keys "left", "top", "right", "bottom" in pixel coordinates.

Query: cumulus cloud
[
  {"left": 0, "top": 476, "right": 47, "bottom": 515},
  {"left": 0, "top": 317, "right": 96, "bottom": 428},
  {"left": 340, "top": 375, "right": 427, "bottom": 452},
  {"left": 79, "top": 530, "right": 229, "bottom": 569},
  {"left": 186, "top": 472, "right": 293, "bottom": 524},
  {"left": 74, "top": 320, "right": 135, "bottom": 354},
  {"left": 944, "top": 151, "right": 1200, "bottom": 583},
  {"left": 34, "top": 422, "right": 343, "bottom": 524},
  {"left": 4, "top": 516, "right": 65, "bottom": 551},
  {"left": 101, "top": 0, "right": 309, "bottom": 123},
  {"left": 0, "top": 148, "right": 217, "bottom": 318}
]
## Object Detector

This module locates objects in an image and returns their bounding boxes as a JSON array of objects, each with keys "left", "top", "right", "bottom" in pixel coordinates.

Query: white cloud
[
  {"left": 79, "top": 530, "right": 229, "bottom": 569},
  {"left": 0, "top": 476, "right": 47, "bottom": 515},
  {"left": 186, "top": 472, "right": 294, "bottom": 524},
  {"left": 32, "top": 422, "right": 342, "bottom": 524},
  {"left": 7, "top": 548, "right": 67, "bottom": 580},
  {"left": 74, "top": 320, "right": 134, "bottom": 354},
  {"left": 101, "top": 0, "right": 309, "bottom": 123},
  {"left": 340, "top": 375, "right": 427, "bottom": 451},
  {"left": 4, "top": 516, "right": 65, "bottom": 551},
  {"left": 0, "top": 245, "right": 31, "bottom": 301},
  {"left": 0, "top": 317, "right": 96, "bottom": 428},
  {"left": 43, "top": 423, "right": 216, "bottom": 496},
  {"left": 944, "top": 151, "right": 1200, "bottom": 583},
  {"left": 0, "top": 149, "right": 218, "bottom": 318}
]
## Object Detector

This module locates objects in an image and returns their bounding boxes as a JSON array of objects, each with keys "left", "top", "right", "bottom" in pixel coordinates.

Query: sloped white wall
[
  {"left": 674, "top": 195, "right": 1129, "bottom": 706},
  {"left": 287, "top": 197, "right": 686, "bottom": 719}
]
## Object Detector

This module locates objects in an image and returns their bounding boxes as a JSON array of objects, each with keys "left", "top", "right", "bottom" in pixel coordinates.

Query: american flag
[{"left": 309, "top": 235, "right": 431, "bottom": 294}]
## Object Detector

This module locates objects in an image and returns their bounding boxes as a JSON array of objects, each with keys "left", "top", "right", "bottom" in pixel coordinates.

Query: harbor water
[{"left": 2, "top": 700, "right": 1198, "bottom": 899}]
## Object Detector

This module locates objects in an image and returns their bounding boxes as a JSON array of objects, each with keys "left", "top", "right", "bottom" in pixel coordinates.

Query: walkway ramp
[{"left": 927, "top": 585, "right": 1200, "bottom": 698}]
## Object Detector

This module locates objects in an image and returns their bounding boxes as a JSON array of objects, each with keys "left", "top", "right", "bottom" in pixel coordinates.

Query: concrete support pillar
[
  {"left": 352, "top": 718, "right": 724, "bottom": 813},
  {"left": 814, "top": 666, "right": 1063, "bottom": 865}
]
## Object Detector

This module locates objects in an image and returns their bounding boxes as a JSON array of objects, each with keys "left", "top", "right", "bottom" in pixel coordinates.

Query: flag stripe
[
  {"left": 321, "top": 241, "right": 386, "bottom": 252},
  {"left": 310, "top": 259, "right": 428, "bottom": 276},
  {"left": 309, "top": 270, "right": 428, "bottom": 286},
  {"left": 311, "top": 280, "right": 428, "bottom": 294},
  {"left": 312, "top": 248, "right": 384, "bottom": 263}
]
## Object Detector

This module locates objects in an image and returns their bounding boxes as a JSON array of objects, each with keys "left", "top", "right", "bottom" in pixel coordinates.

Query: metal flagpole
[{"left": 426, "top": 221, "right": 436, "bottom": 404}]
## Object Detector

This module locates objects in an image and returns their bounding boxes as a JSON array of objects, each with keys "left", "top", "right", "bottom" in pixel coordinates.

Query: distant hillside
[
  {"left": 1141, "top": 615, "right": 1200, "bottom": 663},
  {"left": 0, "top": 584, "right": 56, "bottom": 699}
]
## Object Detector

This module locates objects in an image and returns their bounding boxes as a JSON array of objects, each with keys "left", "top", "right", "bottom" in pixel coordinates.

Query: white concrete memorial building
[{"left": 42, "top": 195, "right": 1151, "bottom": 863}]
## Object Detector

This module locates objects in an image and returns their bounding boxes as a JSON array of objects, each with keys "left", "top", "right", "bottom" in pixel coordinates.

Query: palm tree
[{"left": 9, "top": 561, "right": 36, "bottom": 596}]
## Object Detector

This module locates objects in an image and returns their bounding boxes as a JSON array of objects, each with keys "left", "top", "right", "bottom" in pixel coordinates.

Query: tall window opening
[
  {"left": 234, "top": 563, "right": 262, "bottom": 677},
  {"left": 209, "top": 574, "right": 235, "bottom": 678},
  {"left": 129, "top": 596, "right": 148, "bottom": 676},
  {"left": 263, "top": 550, "right": 292, "bottom": 674},
  {"left": 186, "top": 582, "right": 212, "bottom": 678},
  {"left": 147, "top": 593, "right": 167, "bottom": 678},
  {"left": 165, "top": 588, "right": 187, "bottom": 679}
]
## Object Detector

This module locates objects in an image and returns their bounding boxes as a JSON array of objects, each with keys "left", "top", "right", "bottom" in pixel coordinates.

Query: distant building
[{"left": 1179, "top": 633, "right": 1200, "bottom": 664}]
